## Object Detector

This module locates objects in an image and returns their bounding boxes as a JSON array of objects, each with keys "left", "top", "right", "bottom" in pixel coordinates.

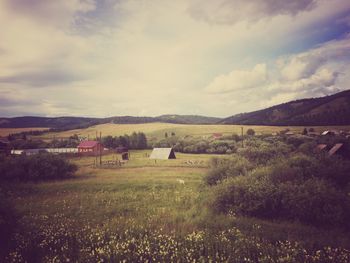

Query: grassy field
[
  {"left": 3, "top": 151, "right": 350, "bottom": 261},
  {"left": 33, "top": 122, "right": 350, "bottom": 141},
  {"left": 0, "top": 127, "right": 49, "bottom": 137}
]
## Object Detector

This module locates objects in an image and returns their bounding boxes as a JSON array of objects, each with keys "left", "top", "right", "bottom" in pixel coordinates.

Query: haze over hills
[{"left": 1, "top": 90, "right": 350, "bottom": 129}]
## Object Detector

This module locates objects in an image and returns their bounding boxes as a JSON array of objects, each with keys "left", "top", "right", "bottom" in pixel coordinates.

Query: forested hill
[
  {"left": 221, "top": 89, "right": 350, "bottom": 126},
  {"left": 1, "top": 90, "right": 350, "bottom": 128},
  {"left": 0, "top": 115, "right": 222, "bottom": 129}
]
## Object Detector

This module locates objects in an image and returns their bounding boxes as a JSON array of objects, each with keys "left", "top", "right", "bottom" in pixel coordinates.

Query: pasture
[
  {"left": 0, "top": 127, "right": 49, "bottom": 137},
  {"left": 31, "top": 122, "right": 350, "bottom": 142},
  {"left": 3, "top": 151, "right": 350, "bottom": 262}
]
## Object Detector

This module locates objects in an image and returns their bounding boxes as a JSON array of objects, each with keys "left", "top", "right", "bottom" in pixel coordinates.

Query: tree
[
  {"left": 246, "top": 128, "right": 255, "bottom": 136},
  {"left": 171, "top": 132, "right": 176, "bottom": 136},
  {"left": 136, "top": 132, "right": 148, "bottom": 149},
  {"left": 302, "top": 128, "right": 308, "bottom": 135},
  {"left": 165, "top": 132, "right": 168, "bottom": 138}
]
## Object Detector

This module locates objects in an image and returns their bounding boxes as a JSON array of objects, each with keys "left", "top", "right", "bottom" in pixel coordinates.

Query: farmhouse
[
  {"left": 321, "top": 130, "right": 339, "bottom": 136},
  {"left": 212, "top": 133, "right": 223, "bottom": 139},
  {"left": 328, "top": 143, "right": 350, "bottom": 159},
  {"left": 77, "top": 140, "right": 103, "bottom": 154},
  {"left": 315, "top": 144, "right": 328, "bottom": 153},
  {"left": 150, "top": 148, "right": 176, "bottom": 160}
]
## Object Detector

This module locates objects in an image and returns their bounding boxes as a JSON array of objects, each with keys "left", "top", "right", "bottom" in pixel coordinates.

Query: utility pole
[
  {"left": 95, "top": 131, "right": 98, "bottom": 166},
  {"left": 241, "top": 126, "right": 244, "bottom": 148},
  {"left": 100, "top": 131, "right": 102, "bottom": 166}
]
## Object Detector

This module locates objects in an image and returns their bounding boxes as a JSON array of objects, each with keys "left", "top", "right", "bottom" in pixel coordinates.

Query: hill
[
  {"left": 221, "top": 90, "right": 350, "bottom": 126},
  {"left": 0, "top": 115, "right": 222, "bottom": 130}
]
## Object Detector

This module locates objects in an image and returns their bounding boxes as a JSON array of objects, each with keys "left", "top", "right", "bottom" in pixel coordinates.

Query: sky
[{"left": 0, "top": 0, "right": 350, "bottom": 118}]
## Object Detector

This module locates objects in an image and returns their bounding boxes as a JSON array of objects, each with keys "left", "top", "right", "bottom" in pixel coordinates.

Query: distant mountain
[
  {"left": 0, "top": 115, "right": 222, "bottom": 130},
  {"left": 2, "top": 90, "right": 350, "bottom": 129},
  {"left": 221, "top": 90, "right": 350, "bottom": 126}
]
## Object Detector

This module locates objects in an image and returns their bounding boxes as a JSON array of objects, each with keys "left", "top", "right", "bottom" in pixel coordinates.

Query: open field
[
  {"left": 0, "top": 127, "right": 49, "bottom": 137},
  {"left": 33, "top": 122, "right": 350, "bottom": 141},
  {"left": 3, "top": 151, "right": 350, "bottom": 261}
]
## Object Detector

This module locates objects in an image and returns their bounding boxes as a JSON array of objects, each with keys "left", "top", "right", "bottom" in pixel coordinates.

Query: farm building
[
  {"left": 150, "top": 148, "right": 176, "bottom": 160},
  {"left": 315, "top": 144, "right": 328, "bottom": 153},
  {"left": 328, "top": 143, "right": 350, "bottom": 159},
  {"left": 11, "top": 148, "right": 78, "bottom": 156},
  {"left": 321, "top": 130, "right": 339, "bottom": 136},
  {"left": 212, "top": 133, "right": 223, "bottom": 139},
  {"left": 77, "top": 140, "right": 103, "bottom": 154}
]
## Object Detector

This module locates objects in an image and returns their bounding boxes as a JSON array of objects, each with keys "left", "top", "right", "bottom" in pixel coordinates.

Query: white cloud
[
  {"left": 204, "top": 34, "right": 350, "bottom": 113},
  {"left": 205, "top": 64, "right": 268, "bottom": 93},
  {"left": 189, "top": 0, "right": 318, "bottom": 25},
  {"left": 0, "top": 0, "right": 350, "bottom": 117}
]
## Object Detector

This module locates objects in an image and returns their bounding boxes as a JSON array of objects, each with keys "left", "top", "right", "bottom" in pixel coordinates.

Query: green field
[
  {"left": 32, "top": 122, "right": 350, "bottom": 141},
  {"left": 0, "top": 127, "right": 49, "bottom": 137},
  {"left": 4, "top": 151, "right": 350, "bottom": 262}
]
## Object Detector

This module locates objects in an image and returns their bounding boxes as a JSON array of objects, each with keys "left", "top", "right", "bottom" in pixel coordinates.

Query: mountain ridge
[
  {"left": 1, "top": 90, "right": 350, "bottom": 129},
  {"left": 220, "top": 89, "right": 350, "bottom": 126}
]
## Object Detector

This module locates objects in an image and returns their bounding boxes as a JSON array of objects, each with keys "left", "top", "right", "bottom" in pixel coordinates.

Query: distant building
[
  {"left": 11, "top": 148, "right": 78, "bottom": 156},
  {"left": 150, "top": 148, "right": 176, "bottom": 160},
  {"left": 212, "top": 133, "right": 223, "bottom": 139},
  {"left": 328, "top": 143, "right": 350, "bottom": 159},
  {"left": 77, "top": 140, "right": 103, "bottom": 154},
  {"left": 285, "top": 131, "right": 294, "bottom": 136},
  {"left": 321, "top": 130, "right": 339, "bottom": 136},
  {"left": 315, "top": 144, "right": 328, "bottom": 153}
]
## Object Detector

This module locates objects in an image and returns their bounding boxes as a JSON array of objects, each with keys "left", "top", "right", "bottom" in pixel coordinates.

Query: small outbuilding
[
  {"left": 150, "top": 148, "right": 176, "bottom": 160},
  {"left": 77, "top": 140, "right": 103, "bottom": 154}
]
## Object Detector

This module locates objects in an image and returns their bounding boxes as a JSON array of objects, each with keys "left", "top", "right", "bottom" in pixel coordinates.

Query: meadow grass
[
  {"left": 0, "top": 127, "right": 49, "bottom": 137},
  {"left": 33, "top": 122, "right": 350, "bottom": 141},
  {"left": 3, "top": 151, "right": 350, "bottom": 262}
]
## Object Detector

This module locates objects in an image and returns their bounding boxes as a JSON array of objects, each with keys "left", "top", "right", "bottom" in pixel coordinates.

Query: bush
[
  {"left": 0, "top": 154, "right": 77, "bottom": 182},
  {"left": 238, "top": 141, "right": 292, "bottom": 165},
  {"left": 204, "top": 155, "right": 253, "bottom": 185},
  {"left": 211, "top": 172, "right": 350, "bottom": 226},
  {"left": 208, "top": 152, "right": 350, "bottom": 226},
  {"left": 246, "top": 128, "right": 255, "bottom": 136}
]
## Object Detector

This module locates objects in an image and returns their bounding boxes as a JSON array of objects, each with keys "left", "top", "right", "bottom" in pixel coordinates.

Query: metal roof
[
  {"left": 150, "top": 148, "right": 176, "bottom": 160},
  {"left": 78, "top": 140, "right": 99, "bottom": 148},
  {"left": 329, "top": 143, "right": 344, "bottom": 156},
  {"left": 316, "top": 144, "right": 328, "bottom": 151}
]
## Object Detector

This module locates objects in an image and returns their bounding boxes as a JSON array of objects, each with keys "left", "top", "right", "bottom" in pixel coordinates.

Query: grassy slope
[
  {"left": 10, "top": 151, "right": 350, "bottom": 250},
  {"left": 0, "top": 127, "right": 49, "bottom": 137},
  {"left": 33, "top": 122, "right": 350, "bottom": 141}
]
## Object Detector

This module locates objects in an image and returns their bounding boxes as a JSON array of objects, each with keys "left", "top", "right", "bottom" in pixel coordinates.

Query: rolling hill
[
  {"left": 221, "top": 90, "right": 350, "bottom": 126},
  {"left": 0, "top": 115, "right": 222, "bottom": 130},
  {"left": 1, "top": 90, "right": 350, "bottom": 129}
]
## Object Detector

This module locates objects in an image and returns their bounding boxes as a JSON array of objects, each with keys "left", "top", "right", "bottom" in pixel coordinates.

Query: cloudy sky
[{"left": 0, "top": 0, "right": 350, "bottom": 118}]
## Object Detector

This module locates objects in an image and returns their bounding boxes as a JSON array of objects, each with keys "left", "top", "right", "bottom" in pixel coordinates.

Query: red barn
[{"left": 77, "top": 140, "right": 103, "bottom": 154}]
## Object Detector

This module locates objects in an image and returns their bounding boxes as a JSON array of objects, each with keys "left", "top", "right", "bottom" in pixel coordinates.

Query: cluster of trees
[
  {"left": 7, "top": 134, "right": 80, "bottom": 150},
  {"left": 102, "top": 132, "right": 147, "bottom": 149},
  {"left": 0, "top": 154, "right": 77, "bottom": 182},
  {"left": 205, "top": 136, "right": 350, "bottom": 227},
  {"left": 153, "top": 137, "right": 238, "bottom": 154}
]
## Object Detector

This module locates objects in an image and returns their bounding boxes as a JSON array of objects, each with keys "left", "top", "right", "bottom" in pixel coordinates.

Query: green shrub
[
  {"left": 238, "top": 141, "right": 292, "bottom": 165},
  {"left": 0, "top": 154, "right": 77, "bottom": 182},
  {"left": 205, "top": 155, "right": 253, "bottom": 185},
  {"left": 211, "top": 172, "right": 350, "bottom": 226}
]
